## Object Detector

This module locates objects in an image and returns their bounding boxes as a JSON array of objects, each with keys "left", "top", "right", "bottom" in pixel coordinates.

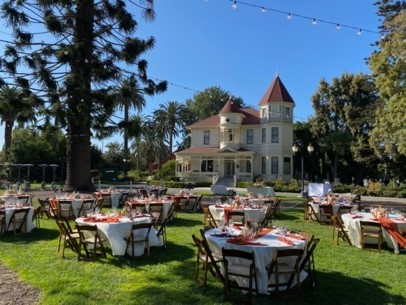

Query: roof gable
[{"left": 259, "top": 75, "right": 295, "bottom": 106}]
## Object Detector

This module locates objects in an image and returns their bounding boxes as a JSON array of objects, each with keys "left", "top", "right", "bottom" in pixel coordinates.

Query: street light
[{"left": 292, "top": 141, "right": 314, "bottom": 197}]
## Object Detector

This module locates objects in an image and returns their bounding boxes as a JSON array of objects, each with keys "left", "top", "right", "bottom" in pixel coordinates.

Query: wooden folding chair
[
  {"left": 77, "top": 224, "right": 107, "bottom": 261},
  {"left": 332, "top": 215, "right": 352, "bottom": 246},
  {"left": 185, "top": 196, "right": 198, "bottom": 212},
  {"left": 199, "top": 229, "right": 224, "bottom": 284},
  {"left": 36, "top": 198, "right": 49, "bottom": 219},
  {"left": 118, "top": 192, "right": 129, "bottom": 208},
  {"left": 320, "top": 205, "right": 333, "bottom": 224},
  {"left": 78, "top": 199, "right": 95, "bottom": 217},
  {"left": 222, "top": 248, "right": 258, "bottom": 305},
  {"left": 306, "top": 201, "right": 320, "bottom": 223},
  {"left": 360, "top": 221, "right": 383, "bottom": 252},
  {"left": 58, "top": 200, "right": 74, "bottom": 220},
  {"left": 267, "top": 248, "right": 304, "bottom": 297},
  {"left": 228, "top": 210, "right": 245, "bottom": 227},
  {"left": 138, "top": 189, "right": 149, "bottom": 198},
  {"left": 0, "top": 209, "right": 6, "bottom": 235},
  {"left": 192, "top": 234, "right": 222, "bottom": 286},
  {"left": 7, "top": 208, "right": 30, "bottom": 235},
  {"left": 56, "top": 220, "right": 80, "bottom": 258},
  {"left": 148, "top": 203, "right": 163, "bottom": 226},
  {"left": 260, "top": 205, "right": 273, "bottom": 228},
  {"left": 124, "top": 223, "right": 152, "bottom": 257},
  {"left": 202, "top": 206, "right": 216, "bottom": 229},
  {"left": 288, "top": 238, "right": 320, "bottom": 289},
  {"left": 156, "top": 217, "right": 169, "bottom": 248}
]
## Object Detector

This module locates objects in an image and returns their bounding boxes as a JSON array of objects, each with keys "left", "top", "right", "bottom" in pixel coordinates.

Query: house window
[
  {"left": 261, "top": 157, "right": 267, "bottom": 174},
  {"left": 228, "top": 129, "right": 233, "bottom": 142},
  {"left": 203, "top": 130, "right": 210, "bottom": 145},
  {"left": 261, "top": 128, "right": 266, "bottom": 143},
  {"left": 285, "top": 106, "right": 291, "bottom": 118},
  {"left": 283, "top": 157, "right": 291, "bottom": 175},
  {"left": 246, "top": 160, "right": 251, "bottom": 173},
  {"left": 261, "top": 108, "right": 266, "bottom": 118},
  {"left": 271, "top": 157, "right": 278, "bottom": 175},
  {"left": 246, "top": 129, "right": 253, "bottom": 144},
  {"left": 201, "top": 160, "right": 214, "bottom": 172},
  {"left": 271, "top": 127, "right": 279, "bottom": 143}
]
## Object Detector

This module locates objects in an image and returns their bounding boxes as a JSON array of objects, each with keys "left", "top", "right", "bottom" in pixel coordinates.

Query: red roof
[
  {"left": 219, "top": 97, "right": 241, "bottom": 114},
  {"left": 188, "top": 107, "right": 260, "bottom": 129},
  {"left": 259, "top": 75, "right": 295, "bottom": 105}
]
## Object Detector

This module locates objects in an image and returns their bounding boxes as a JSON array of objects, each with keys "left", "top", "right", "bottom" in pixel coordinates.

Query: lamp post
[{"left": 292, "top": 141, "right": 314, "bottom": 198}]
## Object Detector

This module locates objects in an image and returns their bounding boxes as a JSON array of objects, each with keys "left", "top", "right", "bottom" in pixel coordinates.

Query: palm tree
[
  {"left": 115, "top": 77, "right": 146, "bottom": 158},
  {"left": 153, "top": 101, "right": 185, "bottom": 153},
  {"left": 0, "top": 85, "right": 36, "bottom": 161},
  {"left": 132, "top": 117, "right": 168, "bottom": 175}
]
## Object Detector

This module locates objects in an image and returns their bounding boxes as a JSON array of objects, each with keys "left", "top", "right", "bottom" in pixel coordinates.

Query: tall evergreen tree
[
  {"left": 369, "top": 3, "right": 406, "bottom": 157},
  {"left": 0, "top": 0, "right": 166, "bottom": 190}
]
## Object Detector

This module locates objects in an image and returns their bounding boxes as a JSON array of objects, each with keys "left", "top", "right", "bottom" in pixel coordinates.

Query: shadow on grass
[
  {"left": 0, "top": 227, "right": 59, "bottom": 243},
  {"left": 170, "top": 215, "right": 202, "bottom": 227},
  {"left": 109, "top": 241, "right": 196, "bottom": 269}
]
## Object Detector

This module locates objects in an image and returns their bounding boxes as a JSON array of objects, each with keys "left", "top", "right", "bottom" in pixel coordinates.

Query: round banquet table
[
  {"left": 205, "top": 227, "right": 308, "bottom": 294},
  {"left": 341, "top": 212, "right": 406, "bottom": 253},
  {"left": 75, "top": 215, "right": 162, "bottom": 256}
]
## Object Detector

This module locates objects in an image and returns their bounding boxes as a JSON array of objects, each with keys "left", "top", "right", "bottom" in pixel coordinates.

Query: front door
[{"left": 224, "top": 160, "right": 235, "bottom": 177}]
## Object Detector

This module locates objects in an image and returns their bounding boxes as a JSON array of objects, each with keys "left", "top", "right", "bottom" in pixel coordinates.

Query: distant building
[{"left": 175, "top": 75, "right": 295, "bottom": 186}]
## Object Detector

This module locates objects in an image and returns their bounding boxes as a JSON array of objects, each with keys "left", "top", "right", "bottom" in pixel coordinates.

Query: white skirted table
[{"left": 75, "top": 215, "right": 162, "bottom": 256}]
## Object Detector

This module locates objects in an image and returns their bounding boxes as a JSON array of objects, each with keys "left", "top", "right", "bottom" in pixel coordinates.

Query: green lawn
[{"left": 0, "top": 200, "right": 405, "bottom": 305}]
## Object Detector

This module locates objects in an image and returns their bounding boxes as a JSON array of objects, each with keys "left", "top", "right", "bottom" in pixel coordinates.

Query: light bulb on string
[
  {"left": 357, "top": 29, "right": 362, "bottom": 36},
  {"left": 287, "top": 13, "right": 292, "bottom": 20},
  {"left": 261, "top": 7, "right": 266, "bottom": 13},
  {"left": 336, "top": 24, "right": 341, "bottom": 30},
  {"left": 231, "top": 1, "right": 237, "bottom": 9},
  {"left": 312, "top": 19, "right": 317, "bottom": 25}
]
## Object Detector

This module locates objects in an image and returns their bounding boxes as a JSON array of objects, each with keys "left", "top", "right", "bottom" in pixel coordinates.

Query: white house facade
[{"left": 175, "top": 75, "right": 295, "bottom": 185}]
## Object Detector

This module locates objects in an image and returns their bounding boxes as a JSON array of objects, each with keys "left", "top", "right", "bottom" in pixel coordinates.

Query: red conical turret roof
[{"left": 259, "top": 75, "right": 295, "bottom": 105}]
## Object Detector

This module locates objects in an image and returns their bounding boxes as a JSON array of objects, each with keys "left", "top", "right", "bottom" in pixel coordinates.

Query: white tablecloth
[
  {"left": 209, "top": 205, "right": 267, "bottom": 227},
  {"left": 0, "top": 195, "right": 32, "bottom": 205},
  {"left": 75, "top": 216, "right": 162, "bottom": 256},
  {"left": 341, "top": 212, "right": 406, "bottom": 253},
  {"left": 308, "top": 183, "right": 331, "bottom": 197},
  {"left": 2, "top": 207, "right": 34, "bottom": 233},
  {"left": 205, "top": 228, "right": 307, "bottom": 294}
]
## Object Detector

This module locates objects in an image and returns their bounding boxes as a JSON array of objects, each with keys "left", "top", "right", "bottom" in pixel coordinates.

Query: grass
[{"left": 1, "top": 196, "right": 406, "bottom": 305}]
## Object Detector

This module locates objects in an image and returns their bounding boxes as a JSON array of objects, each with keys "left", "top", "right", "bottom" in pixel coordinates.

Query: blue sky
[{"left": 0, "top": 0, "right": 382, "bottom": 152}]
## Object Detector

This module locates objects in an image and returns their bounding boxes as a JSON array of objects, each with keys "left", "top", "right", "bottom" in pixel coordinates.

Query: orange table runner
[{"left": 379, "top": 217, "right": 406, "bottom": 249}]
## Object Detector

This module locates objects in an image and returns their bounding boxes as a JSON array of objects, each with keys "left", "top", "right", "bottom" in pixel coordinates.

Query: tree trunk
[
  {"left": 64, "top": 0, "right": 95, "bottom": 192},
  {"left": 4, "top": 120, "right": 14, "bottom": 162}
]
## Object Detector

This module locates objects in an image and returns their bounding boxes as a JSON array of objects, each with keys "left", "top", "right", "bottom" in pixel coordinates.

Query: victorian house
[{"left": 175, "top": 75, "right": 295, "bottom": 186}]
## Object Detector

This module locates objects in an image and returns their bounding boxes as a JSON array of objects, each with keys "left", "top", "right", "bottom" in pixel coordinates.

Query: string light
[
  {"left": 225, "top": 0, "right": 382, "bottom": 38},
  {"left": 357, "top": 29, "right": 362, "bottom": 36}
]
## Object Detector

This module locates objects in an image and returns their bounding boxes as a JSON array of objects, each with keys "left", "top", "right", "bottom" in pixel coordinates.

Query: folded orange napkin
[
  {"left": 227, "top": 236, "right": 266, "bottom": 246},
  {"left": 256, "top": 228, "right": 272, "bottom": 237},
  {"left": 277, "top": 237, "right": 294, "bottom": 245},
  {"left": 287, "top": 233, "right": 305, "bottom": 240}
]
